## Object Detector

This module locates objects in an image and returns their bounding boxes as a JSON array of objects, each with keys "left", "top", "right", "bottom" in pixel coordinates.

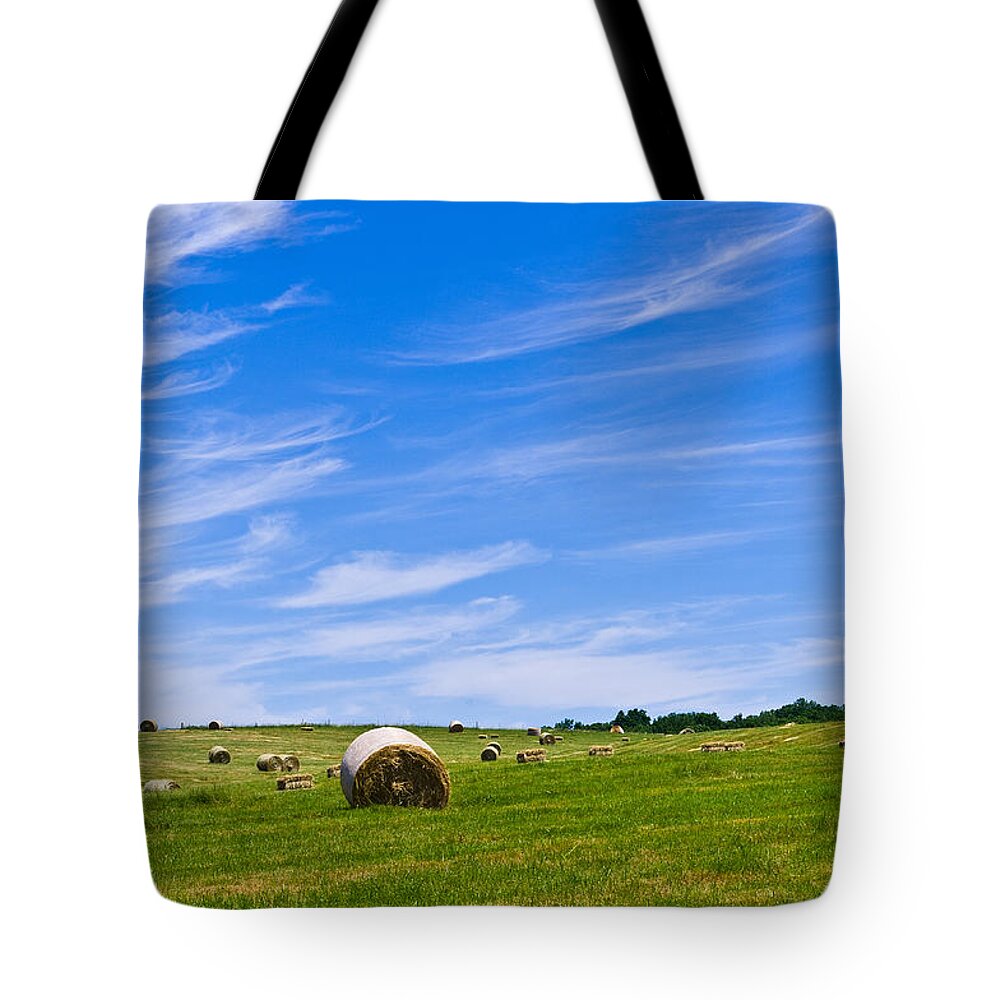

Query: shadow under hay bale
[
  {"left": 143, "top": 779, "right": 179, "bottom": 792},
  {"left": 208, "top": 720, "right": 222, "bottom": 730},
  {"left": 280, "top": 754, "right": 300, "bottom": 773},
  {"left": 539, "top": 732, "right": 556, "bottom": 745},
  {"left": 448, "top": 720, "right": 465, "bottom": 733},
  {"left": 256, "top": 753, "right": 284, "bottom": 772},
  {"left": 208, "top": 746, "right": 231, "bottom": 764},
  {"left": 480, "top": 746, "right": 501, "bottom": 762},
  {"left": 139, "top": 719, "right": 158, "bottom": 733},
  {"left": 589, "top": 745, "right": 614, "bottom": 756},
  {"left": 277, "top": 773, "right": 314, "bottom": 791},
  {"left": 516, "top": 748, "right": 547, "bottom": 763},
  {"left": 341, "top": 727, "right": 450, "bottom": 808}
]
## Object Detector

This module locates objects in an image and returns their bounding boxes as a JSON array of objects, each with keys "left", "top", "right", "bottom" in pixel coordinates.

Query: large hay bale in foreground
[
  {"left": 589, "top": 745, "right": 614, "bottom": 756},
  {"left": 516, "top": 748, "right": 547, "bottom": 763},
  {"left": 277, "top": 773, "right": 314, "bottom": 791},
  {"left": 143, "top": 779, "right": 179, "bottom": 792},
  {"left": 208, "top": 746, "right": 231, "bottom": 764},
  {"left": 256, "top": 753, "right": 283, "bottom": 772},
  {"left": 280, "top": 754, "right": 300, "bottom": 773},
  {"left": 139, "top": 719, "right": 158, "bottom": 733},
  {"left": 341, "top": 727, "right": 450, "bottom": 808},
  {"left": 208, "top": 720, "right": 222, "bottom": 730},
  {"left": 448, "top": 720, "right": 465, "bottom": 733},
  {"left": 480, "top": 746, "right": 501, "bottom": 762}
]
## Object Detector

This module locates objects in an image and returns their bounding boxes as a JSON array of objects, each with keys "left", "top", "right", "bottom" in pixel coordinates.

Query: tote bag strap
[{"left": 255, "top": 0, "right": 703, "bottom": 201}]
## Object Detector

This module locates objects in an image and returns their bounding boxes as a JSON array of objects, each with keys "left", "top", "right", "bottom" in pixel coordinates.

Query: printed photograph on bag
[{"left": 139, "top": 200, "right": 843, "bottom": 908}]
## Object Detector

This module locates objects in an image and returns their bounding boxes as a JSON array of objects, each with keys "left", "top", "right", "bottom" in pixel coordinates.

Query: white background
[{"left": 2, "top": 0, "right": 997, "bottom": 994}]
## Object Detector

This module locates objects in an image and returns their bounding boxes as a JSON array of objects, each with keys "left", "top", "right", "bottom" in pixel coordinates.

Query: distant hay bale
[
  {"left": 489, "top": 735, "right": 500, "bottom": 739},
  {"left": 516, "top": 748, "right": 547, "bottom": 763},
  {"left": 678, "top": 728, "right": 695, "bottom": 735},
  {"left": 621, "top": 737, "right": 630, "bottom": 743},
  {"left": 781, "top": 722, "right": 797, "bottom": 727},
  {"left": 341, "top": 727, "right": 450, "bottom": 808},
  {"left": 526, "top": 727, "right": 541, "bottom": 737},
  {"left": 300, "top": 726, "right": 314, "bottom": 732},
  {"left": 327, "top": 765, "right": 341, "bottom": 779},
  {"left": 588, "top": 745, "right": 614, "bottom": 756},
  {"left": 143, "top": 779, "right": 179, "bottom": 792},
  {"left": 208, "top": 745, "right": 231, "bottom": 764},
  {"left": 208, "top": 720, "right": 222, "bottom": 730},
  {"left": 256, "top": 753, "right": 284, "bottom": 772},
  {"left": 277, "top": 773, "right": 314, "bottom": 791},
  {"left": 448, "top": 720, "right": 465, "bottom": 733},
  {"left": 839, "top": 740, "right": 846, "bottom": 748},
  {"left": 280, "top": 754, "right": 300, "bottom": 773},
  {"left": 554, "top": 735, "right": 564, "bottom": 742},
  {"left": 539, "top": 732, "right": 556, "bottom": 745},
  {"left": 610, "top": 724, "right": 625, "bottom": 734},
  {"left": 700, "top": 741, "right": 745, "bottom": 753},
  {"left": 480, "top": 746, "right": 501, "bottom": 762},
  {"left": 139, "top": 719, "right": 158, "bottom": 733},
  {"left": 478, "top": 734, "right": 489, "bottom": 739}
]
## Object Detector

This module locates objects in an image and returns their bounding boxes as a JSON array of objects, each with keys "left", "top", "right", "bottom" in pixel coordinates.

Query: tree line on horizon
[{"left": 549, "top": 697, "right": 845, "bottom": 734}]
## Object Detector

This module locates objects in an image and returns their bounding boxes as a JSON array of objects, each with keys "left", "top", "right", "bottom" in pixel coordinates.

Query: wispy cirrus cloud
[
  {"left": 392, "top": 210, "right": 827, "bottom": 364},
  {"left": 143, "top": 281, "right": 325, "bottom": 367},
  {"left": 142, "top": 452, "right": 347, "bottom": 530},
  {"left": 141, "top": 361, "right": 237, "bottom": 400},
  {"left": 278, "top": 541, "right": 548, "bottom": 608},
  {"left": 145, "top": 203, "right": 356, "bottom": 287},
  {"left": 571, "top": 530, "right": 760, "bottom": 561},
  {"left": 146, "top": 409, "right": 386, "bottom": 463},
  {"left": 142, "top": 515, "right": 294, "bottom": 607}
]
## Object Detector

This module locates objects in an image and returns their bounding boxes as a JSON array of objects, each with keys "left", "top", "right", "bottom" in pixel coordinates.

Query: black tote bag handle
[{"left": 255, "top": 0, "right": 703, "bottom": 201}]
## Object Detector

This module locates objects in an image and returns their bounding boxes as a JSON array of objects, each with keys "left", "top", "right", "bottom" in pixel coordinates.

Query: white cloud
[
  {"left": 141, "top": 361, "right": 237, "bottom": 400},
  {"left": 392, "top": 210, "right": 826, "bottom": 364},
  {"left": 142, "top": 453, "right": 347, "bottom": 529},
  {"left": 278, "top": 541, "right": 548, "bottom": 608}
]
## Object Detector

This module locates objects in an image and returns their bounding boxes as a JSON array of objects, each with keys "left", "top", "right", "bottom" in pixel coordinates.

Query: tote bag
[{"left": 140, "top": 0, "right": 844, "bottom": 909}]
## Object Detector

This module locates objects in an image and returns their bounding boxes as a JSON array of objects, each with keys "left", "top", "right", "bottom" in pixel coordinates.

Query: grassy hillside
[{"left": 139, "top": 721, "right": 844, "bottom": 908}]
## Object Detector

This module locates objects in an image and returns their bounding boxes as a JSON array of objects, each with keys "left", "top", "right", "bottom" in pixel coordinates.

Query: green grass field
[{"left": 139, "top": 721, "right": 843, "bottom": 908}]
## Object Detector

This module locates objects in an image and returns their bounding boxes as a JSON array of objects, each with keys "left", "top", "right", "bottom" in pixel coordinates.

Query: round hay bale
[
  {"left": 341, "top": 727, "right": 450, "bottom": 808},
  {"left": 539, "top": 732, "right": 556, "bottom": 745},
  {"left": 679, "top": 727, "right": 695, "bottom": 735},
  {"left": 478, "top": 734, "right": 489, "bottom": 739},
  {"left": 256, "top": 753, "right": 283, "bottom": 772},
  {"left": 280, "top": 754, "right": 300, "bottom": 773},
  {"left": 526, "top": 727, "right": 541, "bottom": 737},
  {"left": 143, "top": 779, "right": 179, "bottom": 792},
  {"left": 480, "top": 746, "right": 500, "bottom": 762},
  {"left": 448, "top": 720, "right": 465, "bottom": 733},
  {"left": 485, "top": 741, "right": 502, "bottom": 755},
  {"left": 208, "top": 745, "right": 231, "bottom": 764},
  {"left": 300, "top": 725, "right": 314, "bottom": 731},
  {"left": 327, "top": 765, "right": 341, "bottom": 779},
  {"left": 139, "top": 719, "right": 158, "bottom": 733},
  {"left": 208, "top": 720, "right": 222, "bottom": 730},
  {"left": 554, "top": 735, "right": 565, "bottom": 742},
  {"left": 610, "top": 724, "right": 624, "bottom": 734}
]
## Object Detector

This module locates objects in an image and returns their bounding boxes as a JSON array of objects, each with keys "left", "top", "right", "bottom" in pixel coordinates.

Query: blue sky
[{"left": 140, "top": 200, "right": 842, "bottom": 728}]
